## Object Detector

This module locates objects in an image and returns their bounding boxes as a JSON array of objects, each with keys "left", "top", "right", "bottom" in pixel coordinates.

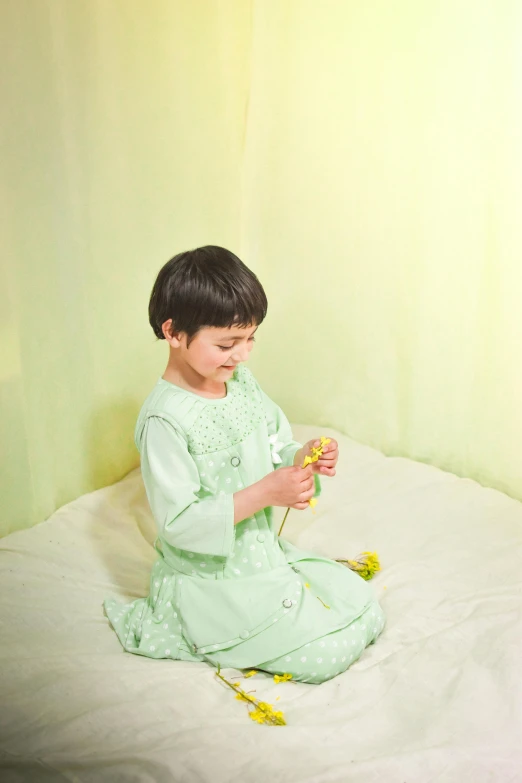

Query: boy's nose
[{"left": 232, "top": 344, "right": 249, "bottom": 362}]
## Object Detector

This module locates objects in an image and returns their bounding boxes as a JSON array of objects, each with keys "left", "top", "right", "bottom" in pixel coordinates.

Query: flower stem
[
  {"left": 278, "top": 507, "right": 291, "bottom": 537},
  {"left": 278, "top": 437, "right": 331, "bottom": 537},
  {"left": 215, "top": 668, "right": 258, "bottom": 706},
  {"left": 215, "top": 666, "right": 286, "bottom": 725}
]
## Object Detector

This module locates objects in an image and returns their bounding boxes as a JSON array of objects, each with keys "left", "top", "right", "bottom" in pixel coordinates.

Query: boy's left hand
[{"left": 299, "top": 438, "right": 339, "bottom": 476}]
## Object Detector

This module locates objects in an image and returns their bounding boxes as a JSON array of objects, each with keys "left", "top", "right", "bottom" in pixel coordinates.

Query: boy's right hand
[{"left": 261, "top": 465, "right": 315, "bottom": 510}]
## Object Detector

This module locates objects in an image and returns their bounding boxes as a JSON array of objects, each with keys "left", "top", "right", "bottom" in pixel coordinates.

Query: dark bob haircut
[{"left": 148, "top": 246, "right": 267, "bottom": 341}]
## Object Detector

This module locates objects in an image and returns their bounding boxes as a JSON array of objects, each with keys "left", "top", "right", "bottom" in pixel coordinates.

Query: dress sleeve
[{"left": 140, "top": 415, "right": 235, "bottom": 557}]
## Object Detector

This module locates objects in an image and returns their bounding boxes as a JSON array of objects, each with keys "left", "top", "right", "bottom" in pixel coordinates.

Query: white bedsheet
[{"left": 1, "top": 425, "right": 521, "bottom": 783}]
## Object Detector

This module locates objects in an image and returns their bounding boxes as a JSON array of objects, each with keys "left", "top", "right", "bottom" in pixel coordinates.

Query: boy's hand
[
  {"left": 260, "top": 465, "right": 316, "bottom": 510},
  {"left": 234, "top": 465, "right": 315, "bottom": 523},
  {"left": 296, "top": 438, "right": 339, "bottom": 477}
]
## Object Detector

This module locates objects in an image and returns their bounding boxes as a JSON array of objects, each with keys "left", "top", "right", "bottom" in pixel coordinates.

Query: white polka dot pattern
[
  {"left": 257, "top": 599, "right": 385, "bottom": 684},
  {"left": 104, "top": 362, "right": 386, "bottom": 682}
]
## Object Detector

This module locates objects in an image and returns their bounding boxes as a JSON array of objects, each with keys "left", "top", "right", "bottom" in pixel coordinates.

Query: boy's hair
[{"left": 148, "top": 246, "right": 268, "bottom": 341}]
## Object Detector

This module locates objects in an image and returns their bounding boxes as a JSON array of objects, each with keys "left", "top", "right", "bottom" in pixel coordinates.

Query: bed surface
[{"left": 1, "top": 425, "right": 521, "bottom": 783}]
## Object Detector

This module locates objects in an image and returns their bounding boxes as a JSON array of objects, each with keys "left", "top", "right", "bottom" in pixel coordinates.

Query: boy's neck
[{"left": 162, "top": 353, "right": 227, "bottom": 399}]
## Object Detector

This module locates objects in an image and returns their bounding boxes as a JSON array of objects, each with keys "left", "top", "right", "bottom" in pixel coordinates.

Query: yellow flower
[
  {"left": 244, "top": 670, "right": 257, "bottom": 678},
  {"left": 305, "top": 582, "right": 310, "bottom": 588},
  {"left": 307, "top": 437, "right": 331, "bottom": 464},
  {"left": 279, "top": 436, "right": 331, "bottom": 535},
  {"left": 249, "top": 705, "right": 286, "bottom": 726},
  {"left": 274, "top": 672, "right": 293, "bottom": 683},
  {"left": 336, "top": 551, "right": 381, "bottom": 581},
  {"left": 303, "top": 439, "right": 330, "bottom": 467},
  {"left": 303, "top": 437, "right": 330, "bottom": 509},
  {"left": 216, "top": 666, "right": 286, "bottom": 726}
]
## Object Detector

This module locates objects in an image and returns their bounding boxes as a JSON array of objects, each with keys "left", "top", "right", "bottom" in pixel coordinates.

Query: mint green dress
[{"left": 104, "top": 366, "right": 384, "bottom": 684}]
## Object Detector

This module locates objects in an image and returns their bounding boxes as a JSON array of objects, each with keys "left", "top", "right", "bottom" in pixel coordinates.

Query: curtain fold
[
  {"left": 246, "top": 0, "right": 522, "bottom": 502},
  {"left": 2, "top": 0, "right": 521, "bottom": 537},
  {"left": 1, "top": 0, "right": 251, "bottom": 535}
]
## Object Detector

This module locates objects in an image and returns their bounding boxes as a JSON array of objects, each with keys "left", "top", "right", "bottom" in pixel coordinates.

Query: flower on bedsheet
[
  {"left": 216, "top": 666, "right": 286, "bottom": 726},
  {"left": 249, "top": 703, "right": 285, "bottom": 725},
  {"left": 273, "top": 672, "right": 292, "bottom": 683},
  {"left": 336, "top": 551, "right": 381, "bottom": 581}
]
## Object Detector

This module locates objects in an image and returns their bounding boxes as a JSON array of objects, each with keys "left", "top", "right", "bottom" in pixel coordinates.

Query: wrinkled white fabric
[{"left": 1, "top": 425, "right": 520, "bottom": 783}]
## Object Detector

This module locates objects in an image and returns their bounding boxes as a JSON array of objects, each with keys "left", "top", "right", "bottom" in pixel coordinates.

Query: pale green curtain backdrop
[
  {"left": 1, "top": 0, "right": 521, "bottom": 536},
  {"left": 245, "top": 0, "right": 522, "bottom": 503},
  {"left": 1, "top": 0, "right": 251, "bottom": 535}
]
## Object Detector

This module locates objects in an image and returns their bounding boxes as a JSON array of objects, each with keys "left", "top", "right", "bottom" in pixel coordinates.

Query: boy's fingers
[
  {"left": 321, "top": 445, "right": 338, "bottom": 456},
  {"left": 318, "top": 455, "right": 337, "bottom": 465},
  {"left": 320, "top": 467, "right": 336, "bottom": 476},
  {"left": 321, "top": 439, "right": 335, "bottom": 449}
]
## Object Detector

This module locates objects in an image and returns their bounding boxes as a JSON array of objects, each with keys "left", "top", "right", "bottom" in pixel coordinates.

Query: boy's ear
[{"left": 161, "top": 319, "right": 183, "bottom": 346}]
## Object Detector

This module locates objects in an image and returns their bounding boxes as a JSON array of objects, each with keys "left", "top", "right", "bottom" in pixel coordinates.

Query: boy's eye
[{"left": 217, "top": 337, "right": 256, "bottom": 350}]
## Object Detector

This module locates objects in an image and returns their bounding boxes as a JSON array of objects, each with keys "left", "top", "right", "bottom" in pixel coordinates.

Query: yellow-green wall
[
  {"left": 1, "top": 0, "right": 251, "bottom": 535},
  {"left": 2, "top": 1, "right": 521, "bottom": 537},
  {"left": 247, "top": 0, "right": 522, "bottom": 502}
]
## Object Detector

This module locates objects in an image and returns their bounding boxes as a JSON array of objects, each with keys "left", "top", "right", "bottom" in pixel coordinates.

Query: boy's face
[{"left": 171, "top": 323, "right": 257, "bottom": 381}]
